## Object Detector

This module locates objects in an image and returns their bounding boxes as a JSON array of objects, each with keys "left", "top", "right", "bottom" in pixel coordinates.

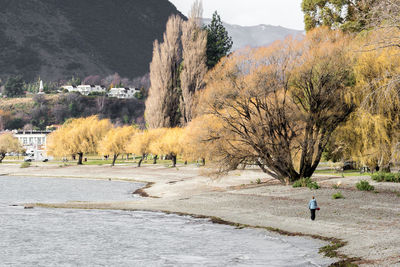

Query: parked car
[
  {"left": 24, "top": 153, "right": 50, "bottom": 162},
  {"left": 342, "top": 161, "right": 356, "bottom": 171}
]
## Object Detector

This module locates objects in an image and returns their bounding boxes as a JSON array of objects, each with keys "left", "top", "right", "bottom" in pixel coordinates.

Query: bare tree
[
  {"left": 363, "top": 0, "right": 400, "bottom": 49},
  {"left": 145, "top": 15, "right": 183, "bottom": 128},
  {"left": 180, "top": 0, "right": 208, "bottom": 125},
  {"left": 132, "top": 73, "right": 150, "bottom": 90},
  {"left": 198, "top": 28, "right": 355, "bottom": 183},
  {"left": 83, "top": 75, "right": 101, "bottom": 85},
  {"left": 95, "top": 95, "right": 107, "bottom": 113}
]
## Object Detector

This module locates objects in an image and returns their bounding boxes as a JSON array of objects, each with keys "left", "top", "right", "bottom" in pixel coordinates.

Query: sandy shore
[{"left": 1, "top": 163, "right": 400, "bottom": 266}]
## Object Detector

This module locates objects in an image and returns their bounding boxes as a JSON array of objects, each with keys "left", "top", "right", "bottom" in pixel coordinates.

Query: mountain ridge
[
  {"left": 202, "top": 18, "right": 304, "bottom": 51},
  {"left": 0, "top": 0, "right": 184, "bottom": 82}
]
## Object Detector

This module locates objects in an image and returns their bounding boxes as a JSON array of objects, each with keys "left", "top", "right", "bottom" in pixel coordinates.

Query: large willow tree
[
  {"left": 196, "top": 28, "right": 355, "bottom": 183},
  {"left": 47, "top": 116, "right": 111, "bottom": 165},
  {"left": 0, "top": 133, "right": 24, "bottom": 163},
  {"left": 330, "top": 27, "right": 400, "bottom": 171}
]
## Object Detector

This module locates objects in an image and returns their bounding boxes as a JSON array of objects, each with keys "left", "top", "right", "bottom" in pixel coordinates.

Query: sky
[{"left": 169, "top": 0, "right": 305, "bottom": 30}]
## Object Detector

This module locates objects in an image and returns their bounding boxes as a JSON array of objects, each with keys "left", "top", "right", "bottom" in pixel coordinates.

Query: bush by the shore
[
  {"left": 371, "top": 172, "right": 400, "bottom": 183},
  {"left": 292, "top": 177, "right": 320, "bottom": 189},
  {"left": 356, "top": 180, "right": 374, "bottom": 191},
  {"left": 20, "top": 162, "right": 31, "bottom": 168},
  {"left": 332, "top": 192, "right": 344, "bottom": 199}
]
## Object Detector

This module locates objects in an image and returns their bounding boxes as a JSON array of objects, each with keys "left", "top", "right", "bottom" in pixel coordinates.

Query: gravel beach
[{"left": 1, "top": 163, "right": 400, "bottom": 266}]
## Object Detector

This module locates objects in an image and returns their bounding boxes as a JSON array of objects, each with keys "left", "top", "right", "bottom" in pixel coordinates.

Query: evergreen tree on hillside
[
  {"left": 4, "top": 76, "right": 24, "bottom": 97},
  {"left": 204, "top": 11, "right": 233, "bottom": 69}
]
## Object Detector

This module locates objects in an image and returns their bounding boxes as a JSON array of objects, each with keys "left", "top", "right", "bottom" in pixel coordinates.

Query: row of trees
[
  {"left": 46, "top": 116, "right": 199, "bottom": 167},
  {"left": 145, "top": 1, "right": 232, "bottom": 129},
  {"left": 138, "top": 0, "right": 400, "bottom": 183},
  {"left": 45, "top": 0, "right": 400, "bottom": 184}
]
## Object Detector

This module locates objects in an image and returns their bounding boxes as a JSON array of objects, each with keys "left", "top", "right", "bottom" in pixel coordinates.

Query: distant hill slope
[
  {"left": 203, "top": 19, "right": 303, "bottom": 51},
  {"left": 0, "top": 0, "right": 184, "bottom": 82}
]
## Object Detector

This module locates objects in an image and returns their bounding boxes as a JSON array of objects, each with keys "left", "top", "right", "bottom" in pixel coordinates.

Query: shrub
[
  {"left": 371, "top": 172, "right": 400, "bottom": 183},
  {"left": 256, "top": 178, "right": 261, "bottom": 184},
  {"left": 293, "top": 177, "right": 320, "bottom": 189},
  {"left": 332, "top": 192, "right": 344, "bottom": 199},
  {"left": 356, "top": 180, "right": 374, "bottom": 191},
  {"left": 20, "top": 162, "right": 31, "bottom": 168}
]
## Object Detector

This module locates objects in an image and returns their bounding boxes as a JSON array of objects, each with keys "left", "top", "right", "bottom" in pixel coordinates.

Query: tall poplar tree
[
  {"left": 180, "top": 0, "right": 207, "bottom": 125},
  {"left": 145, "top": 15, "right": 183, "bottom": 129}
]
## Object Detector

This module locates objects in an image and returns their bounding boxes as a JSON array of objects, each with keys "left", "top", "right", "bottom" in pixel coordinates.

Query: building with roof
[
  {"left": 62, "top": 85, "right": 106, "bottom": 95},
  {"left": 108, "top": 87, "right": 139, "bottom": 99}
]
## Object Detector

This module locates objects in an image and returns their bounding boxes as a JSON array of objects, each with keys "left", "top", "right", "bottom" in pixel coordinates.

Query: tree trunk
[
  {"left": 77, "top": 152, "right": 83, "bottom": 165},
  {"left": 0, "top": 153, "right": 5, "bottom": 163},
  {"left": 201, "top": 158, "right": 205, "bottom": 166},
  {"left": 184, "top": 160, "right": 187, "bottom": 165},
  {"left": 381, "top": 165, "right": 390, "bottom": 173},
  {"left": 112, "top": 154, "right": 118, "bottom": 166},
  {"left": 153, "top": 155, "right": 158, "bottom": 164},
  {"left": 138, "top": 154, "right": 145, "bottom": 167},
  {"left": 171, "top": 154, "right": 177, "bottom": 167}
]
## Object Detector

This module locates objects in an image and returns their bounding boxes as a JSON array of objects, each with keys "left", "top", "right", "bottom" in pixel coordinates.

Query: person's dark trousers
[{"left": 310, "top": 209, "right": 316, "bottom": 220}]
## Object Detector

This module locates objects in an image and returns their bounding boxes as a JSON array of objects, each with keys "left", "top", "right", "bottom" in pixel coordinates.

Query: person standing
[{"left": 308, "top": 196, "right": 318, "bottom": 221}]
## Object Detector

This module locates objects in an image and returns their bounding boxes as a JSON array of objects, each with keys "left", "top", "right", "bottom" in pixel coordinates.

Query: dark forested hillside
[
  {"left": 0, "top": 94, "right": 145, "bottom": 130},
  {"left": 0, "top": 0, "right": 184, "bottom": 81}
]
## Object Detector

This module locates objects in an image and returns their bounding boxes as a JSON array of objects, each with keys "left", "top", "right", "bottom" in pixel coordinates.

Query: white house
[
  {"left": 62, "top": 85, "right": 106, "bottom": 95},
  {"left": 108, "top": 87, "right": 139, "bottom": 99},
  {"left": 13, "top": 130, "right": 50, "bottom": 149},
  {"left": 13, "top": 130, "right": 52, "bottom": 159}
]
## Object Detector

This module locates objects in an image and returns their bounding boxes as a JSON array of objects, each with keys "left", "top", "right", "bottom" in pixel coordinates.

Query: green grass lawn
[{"left": 314, "top": 169, "right": 370, "bottom": 177}]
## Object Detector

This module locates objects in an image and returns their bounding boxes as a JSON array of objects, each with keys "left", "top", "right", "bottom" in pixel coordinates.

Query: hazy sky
[{"left": 169, "top": 0, "right": 304, "bottom": 30}]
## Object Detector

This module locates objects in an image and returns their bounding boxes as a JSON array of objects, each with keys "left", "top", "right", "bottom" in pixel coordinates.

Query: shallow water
[{"left": 0, "top": 176, "right": 334, "bottom": 266}]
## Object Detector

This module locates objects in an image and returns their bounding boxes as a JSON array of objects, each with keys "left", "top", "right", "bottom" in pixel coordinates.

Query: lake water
[{"left": 0, "top": 176, "right": 334, "bottom": 266}]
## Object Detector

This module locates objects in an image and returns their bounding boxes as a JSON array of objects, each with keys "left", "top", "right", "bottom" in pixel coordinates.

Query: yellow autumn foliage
[
  {"left": 47, "top": 116, "right": 112, "bottom": 164},
  {"left": 98, "top": 126, "right": 137, "bottom": 165},
  {"left": 149, "top": 127, "right": 183, "bottom": 166},
  {"left": 193, "top": 27, "right": 355, "bottom": 182},
  {"left": 0, "top": 133, "right": 24, "bottom": 162},
  {"left": 332, "top": 30, "right": 400, "bottom": 170},
  {"left": 125, "top": 128, "right": 167, "bottom": 166}
]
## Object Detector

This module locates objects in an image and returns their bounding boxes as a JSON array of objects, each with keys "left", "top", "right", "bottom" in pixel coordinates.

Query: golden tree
[
  {"left": 126, "top": 128, "right": 166, "bottom": 167},
  {"left": 181, "top": 114, "right": 225, "bottom": 166},
  {"left": 149, "top": 127, "right": 183, "bottom": 167},
  {"left": 196, "top": 28, "right": 355, "bottom": 182},
  {"left": 98, "top": 126, "right": 137, "bottom": 166},
  {"left": 47, "top": 116, "right": 112, "bottom": 164},
  {"left": 0, "top": 133, "right": 24, "bottom": 163},
  {"left": 332, "top": 35, "right": 400, "bottom": 170}
]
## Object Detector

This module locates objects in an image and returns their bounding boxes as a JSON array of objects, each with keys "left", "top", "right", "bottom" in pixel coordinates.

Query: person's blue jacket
[{"left": 308, "top": 199, "right": 318, "bottom": 210}]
